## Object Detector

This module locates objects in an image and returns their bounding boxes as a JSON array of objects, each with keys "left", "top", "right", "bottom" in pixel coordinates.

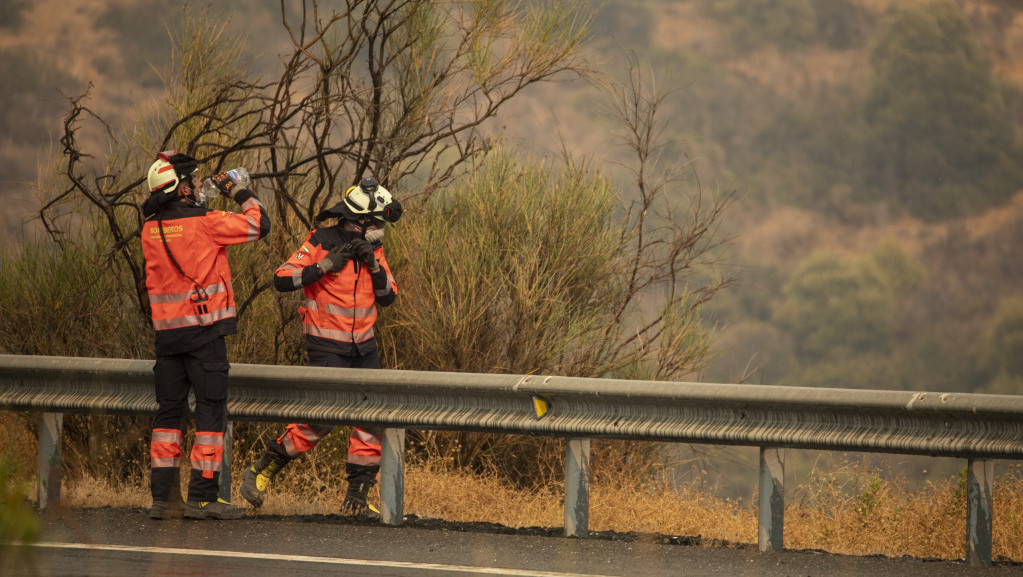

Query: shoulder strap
[{"left": 156, "top": 210, "right": 207, "bottom": 300}]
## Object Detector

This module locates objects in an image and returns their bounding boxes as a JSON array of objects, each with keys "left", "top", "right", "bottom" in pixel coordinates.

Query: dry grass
[
  {"left": 27, "top": 457, "right": 1021, "bottom": 562},
  {"left": 404, "top": 461, "right": 563, "bottom": 526},
  {"left": 61, "top": 476, "right": 150, "bottom": 510},
  {"left": 783, "top": 461, "right": 1023, "bottom": 561},
  {"left": 589, "top": 481, "right": 754, "bottom": 543}
]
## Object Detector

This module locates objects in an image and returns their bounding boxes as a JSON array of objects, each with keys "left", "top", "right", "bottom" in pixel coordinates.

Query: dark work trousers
[
  {"left": 150, "top": 337, "right": 230, "bottom": 503},
  {"left": 267, "top": 347, "right": 383, "bottom": 482}
]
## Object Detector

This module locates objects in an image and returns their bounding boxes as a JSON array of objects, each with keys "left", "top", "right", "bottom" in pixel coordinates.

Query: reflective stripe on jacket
[{"left": 141, "top": 191, "right": 270, "bottom": 355}]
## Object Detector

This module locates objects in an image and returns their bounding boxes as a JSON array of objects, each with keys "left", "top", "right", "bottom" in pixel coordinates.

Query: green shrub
[
  {"left": 775, "top": 250, "right": 895, "bottom": 363},
  {"left": 383, "top": 149, "right": 624, "bottom": 376},
  {"left": 0, "top": 236, "right": 151, "bottom": 358},
  {"left": 861, "top": 2, "right": 1023, "bottom": 220}
]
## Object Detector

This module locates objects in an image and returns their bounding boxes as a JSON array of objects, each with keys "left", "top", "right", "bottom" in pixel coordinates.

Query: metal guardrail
[{"left": 2, "top": 354, "right": 1022, "bottom": 566}]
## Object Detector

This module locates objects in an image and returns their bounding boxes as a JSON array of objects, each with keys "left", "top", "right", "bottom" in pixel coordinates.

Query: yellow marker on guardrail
[{"left": 532, "top": 395, "right": 549, "bottom": 419}]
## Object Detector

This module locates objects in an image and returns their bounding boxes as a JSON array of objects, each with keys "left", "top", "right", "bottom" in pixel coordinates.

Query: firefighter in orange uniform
[
  {"left": 240, "top": 176, "right": 401, "bottom": 517},
  {"left": 141, "top": 150, "right": 270, "bottom": 520}
]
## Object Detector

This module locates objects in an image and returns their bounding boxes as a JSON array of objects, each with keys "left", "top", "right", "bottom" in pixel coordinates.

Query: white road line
[{"left": 26, "top": 541, "right": 615, "bottom": 577}]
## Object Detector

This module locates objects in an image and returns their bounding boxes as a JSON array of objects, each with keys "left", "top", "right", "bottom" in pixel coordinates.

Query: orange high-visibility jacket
[
  {"left": 141, "top": 190, "right": 269, "bottom": 354},
  {"left": 273, "top": 226, "right": 397, "bottom": 352}
]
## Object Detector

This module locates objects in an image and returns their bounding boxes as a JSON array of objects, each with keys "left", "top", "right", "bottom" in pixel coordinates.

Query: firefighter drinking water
[
  {"left": 141, "top": 150, "right": 270, "bottom": 520},
  {"left": 241, "top": 176, "right": 402, "bottom": 517}
]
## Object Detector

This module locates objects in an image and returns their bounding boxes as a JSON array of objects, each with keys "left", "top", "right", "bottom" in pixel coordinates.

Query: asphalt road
[{"left": 9, "top": 507, "right": 1023, "bottom": 577}]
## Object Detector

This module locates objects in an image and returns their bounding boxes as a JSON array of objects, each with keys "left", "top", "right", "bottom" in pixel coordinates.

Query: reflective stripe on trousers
[
  {"left": 278, "top": 423, "right": 325, "bottom": 457},
  {"left": 190, "top": 431, "right": 224, "bottom": 479},
  {"left": 151, "top": 428, "right": 183, "bottom": 468},
  {"left": 347, "top": 427, "right": 381, "bottom": 466}
]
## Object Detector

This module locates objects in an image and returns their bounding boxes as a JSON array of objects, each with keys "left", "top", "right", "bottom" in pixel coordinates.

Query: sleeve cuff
[{"left": 232, "top": 188, "right": 256, "bottom": 203}]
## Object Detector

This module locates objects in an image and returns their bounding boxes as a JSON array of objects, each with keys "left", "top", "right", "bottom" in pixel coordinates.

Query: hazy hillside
[{"left": 4, "top": 0, "right": 1023, "bottom": 396}]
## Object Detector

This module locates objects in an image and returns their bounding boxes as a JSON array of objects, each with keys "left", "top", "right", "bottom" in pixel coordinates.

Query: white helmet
[
  {"left": 316, "top": 176, "right": 403, "bottom": 223},
  {"left": 146, "top": 150, "right": 198, "bottom": 193}
]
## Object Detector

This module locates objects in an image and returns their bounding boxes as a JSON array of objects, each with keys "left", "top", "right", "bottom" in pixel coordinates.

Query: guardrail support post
[
  {"left": 758, "top": 446, "right": 785, "bottom": 552},
  {"left": 219, "top": 420, "right": 234, "bottom": 503},
  {"left": 565, "top": 437, "right": 590, "bottom": 538},
  {"left": 38, "top": 412, "right": 63, "bottom": 510},
  {"left": 966, "top": 458, "right": 994, "bottom": 567},
  {"left": 380, "top": 428, "right": 405, "bottom": 526}
]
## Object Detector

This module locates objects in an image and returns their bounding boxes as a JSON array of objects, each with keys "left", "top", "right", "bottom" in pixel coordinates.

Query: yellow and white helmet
[
  {"left": 146, "top": 150, "right": 198, "bottom": 194},
  {"left": 317, "top": 176, "right": 403, "bottom": 223}
]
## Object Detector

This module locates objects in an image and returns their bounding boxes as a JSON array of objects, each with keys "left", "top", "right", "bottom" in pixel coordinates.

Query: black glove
[
  {"left": 210, "top": 171, "right": 237, "bottom": 195},
  {"left": 317, "top": 245, "right": 352, "bottom": 273},
  {"left": 349, "top": 238, "right": 378, "bottom": 270}
]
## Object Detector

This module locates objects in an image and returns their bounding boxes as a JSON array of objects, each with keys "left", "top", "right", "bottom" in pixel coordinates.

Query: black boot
[
  {"left": 150, "top": 467, "right": 184, "bottom": 520},
  {"left": 240, "top": 450, "right": 291, "bottom": 508},
  {"left": 340, "top": 463, "right": 380, "bottom": 519}
]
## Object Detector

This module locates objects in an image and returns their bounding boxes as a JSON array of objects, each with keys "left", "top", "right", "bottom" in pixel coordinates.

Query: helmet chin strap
[{"left": 178, "top": 180, "right": 203, "bottom": 206}]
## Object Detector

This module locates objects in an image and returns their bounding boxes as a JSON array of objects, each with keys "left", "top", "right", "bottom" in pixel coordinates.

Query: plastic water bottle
[{"left": 201, "top": 167, "right": 250, "bottom": 199}]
